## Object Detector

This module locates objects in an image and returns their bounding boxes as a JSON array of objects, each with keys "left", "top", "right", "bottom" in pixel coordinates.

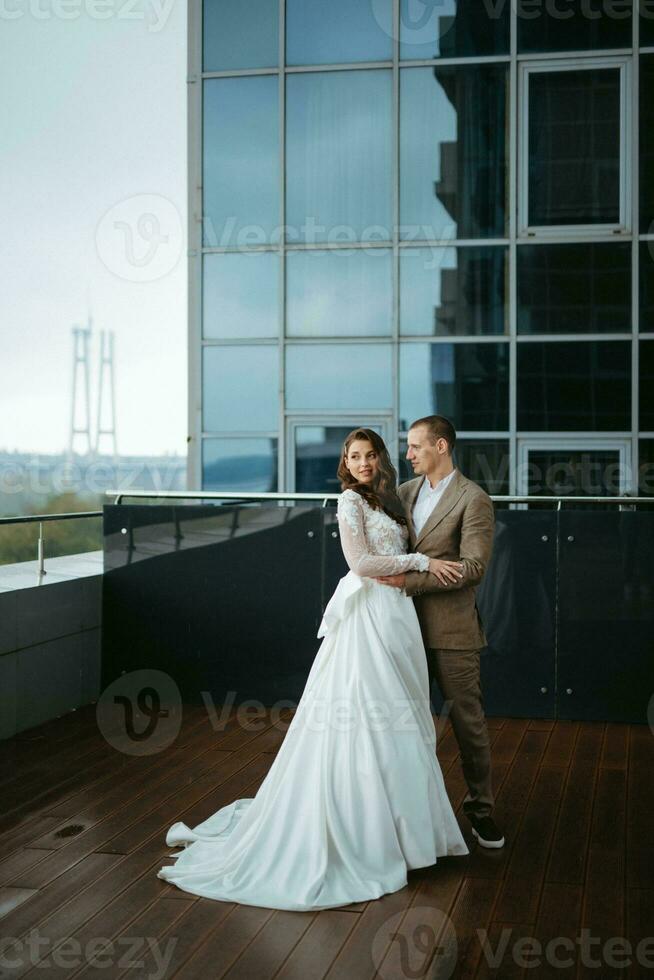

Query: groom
[{"left": 377, "top": 415, "right": 504, "bottom": 849}]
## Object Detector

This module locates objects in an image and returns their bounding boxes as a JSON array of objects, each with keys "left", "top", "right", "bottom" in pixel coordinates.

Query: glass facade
[{"left": 193, "top": 0, "right": 651, "bottom": 497}]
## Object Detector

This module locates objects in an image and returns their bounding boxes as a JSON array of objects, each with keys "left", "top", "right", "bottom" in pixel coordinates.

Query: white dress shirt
[{"left": 412, "top": 469, "right": 457, "bottom": 537}]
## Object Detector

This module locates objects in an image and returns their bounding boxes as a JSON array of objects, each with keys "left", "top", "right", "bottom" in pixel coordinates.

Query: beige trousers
[{"left": 427, "top": 647, "right": 494, "bottom": 820}]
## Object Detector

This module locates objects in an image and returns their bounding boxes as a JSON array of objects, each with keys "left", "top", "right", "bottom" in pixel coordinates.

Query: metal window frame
[
  {"left": 188, "top": 0, "right": 644, "bottom": 499},
  {"left": 285, "top": 413, "right": 393, "bottom": 491},
  {"left": 516, "top": 436, "right": 633, "bottom": 496},
  {"left": 518, "top": 56, "right": 632, "bottom": 238}
]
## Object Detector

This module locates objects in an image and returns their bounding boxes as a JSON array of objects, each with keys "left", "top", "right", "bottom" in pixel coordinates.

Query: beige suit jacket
[{"left": 399, "top": 468, "right": 495, "bottom": 651}]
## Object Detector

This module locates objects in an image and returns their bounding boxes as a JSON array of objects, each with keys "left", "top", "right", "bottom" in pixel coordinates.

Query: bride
[{"left": 156, "top": 428, "right": 469, "bottom": 910}]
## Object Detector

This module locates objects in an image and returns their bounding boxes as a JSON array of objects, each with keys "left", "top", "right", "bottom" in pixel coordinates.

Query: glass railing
[
  {"left": 100, "top": 491, "right": 654, "bottom": 725},
  {"left": 0, "top": 511, "right": 103, "bottom": 572}
]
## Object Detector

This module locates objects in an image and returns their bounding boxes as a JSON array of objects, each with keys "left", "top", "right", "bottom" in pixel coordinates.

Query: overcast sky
[{"left": 0, "top": 0, "right": 187, "bottom": 456}]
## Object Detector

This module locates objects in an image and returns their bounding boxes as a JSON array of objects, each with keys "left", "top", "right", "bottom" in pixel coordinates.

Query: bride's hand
[{"left": 428, "top": 558, "right": 464, "bottom": 586}]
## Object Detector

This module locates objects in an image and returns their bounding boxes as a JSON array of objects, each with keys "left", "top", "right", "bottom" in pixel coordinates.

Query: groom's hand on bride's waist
[
  {"left": 375, "top": 573, "right": 406, "bottom": 590},
  {"left": 377, "top": 559, "right": 464, "bottom": 592}
]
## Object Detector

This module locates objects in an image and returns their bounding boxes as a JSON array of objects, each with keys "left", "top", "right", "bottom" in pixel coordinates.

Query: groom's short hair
[{"left": 409, "top": 415, "right": 456, "bottom": 454}]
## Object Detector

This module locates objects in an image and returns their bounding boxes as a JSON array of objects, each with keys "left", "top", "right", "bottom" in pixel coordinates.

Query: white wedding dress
[{"left": 156, "top": 489, "right": 468, "bottom": 910}]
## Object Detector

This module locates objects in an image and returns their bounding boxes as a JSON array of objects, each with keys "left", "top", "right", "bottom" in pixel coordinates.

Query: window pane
[
  {"left": 400, "top": 246, "right": 508, "bottom": 336},
  {"left": 286, "top": 71, "right": 392, "bottom": 242},
  {"left": 203, "top": 438, "right": 278, "bottom": 491},
  {"left": 518, "top": 0, "right": 632, "bottom": 53},
  {"left": 203, "top": 252, "right": 279, "bottom": 339},
  {"left": 640, "top": 56, "right": 654, "bottom": 233},
  {"left": 286, "top": 0, "right": 392, "bottom": 65},
  {"left": 527, "top": 68, "right": 620, "bottom": 228},
  {"left": 203, "top": 346, "right": 278, "bottom": 431},
  {"left": 526, "top": 449, "right": 622, "bottom": 496},
  {"left": 641, "top": 242, "right": 654, "bottom": 331},
  {"left": 399, "top": 0, "right": 509, "bottom": 60},
  {"left": 400, "top": 65, "right": 507, "bottom": 240},
  {"left": 517, "top": 243, "right": 631, "bottom": 334},
  {"left": 639, "top": 440, "right": 654, "bottom": 497},
  {"left": 517, "top": 342, "right": 630, "bottom": 430},
  {"left": 399, "top": 343, "right": 509, "bottom": 431},
  {"left": 399, "top": 438, "right": 510, "bottom": 495},
  {"left": 203, "top": 77, "right": 279, "bottom": 247},
  {"left": 295, "top": 424, "right": 383, "bottom": 493},
  {"left": 203, "top": 0, "right": 278, "bottom": 71},
  {"left": 641, "top": 341, "right": 654, "bottom": 430},
  {"left": 641, "top": 5, "right": 654, "bottom": 46},
  {"left": 287, "top": 249, "right": 392, "bottom": 337},
  {"left": 286, "top": 344, "right": 392, "bottom": 410}
]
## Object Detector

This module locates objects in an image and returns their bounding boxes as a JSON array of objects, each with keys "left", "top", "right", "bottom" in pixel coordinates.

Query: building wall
[{"left": 188, "top": 0, "right": 654, "bottom": 498}]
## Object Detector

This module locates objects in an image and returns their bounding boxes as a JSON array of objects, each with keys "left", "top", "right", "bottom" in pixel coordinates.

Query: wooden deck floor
[{"left": 0, "top": 704, "right": 651, "bottom": 980}]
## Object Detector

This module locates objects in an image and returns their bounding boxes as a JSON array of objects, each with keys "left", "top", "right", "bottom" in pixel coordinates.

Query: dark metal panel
[
  {"left": 558, "top": 510, "right": 654, "bottom": 724},
  {"left": 427, "top": 510, "right": 558, "bottom": 719},
  {"left": 102, "top": 503, "right": 324, "bottom": 705}
]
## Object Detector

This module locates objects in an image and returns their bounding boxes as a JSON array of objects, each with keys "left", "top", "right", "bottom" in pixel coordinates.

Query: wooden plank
[
  {"left": 9, "top": 731, "right": 280, "bottom": 889},
  {"left": 532, "top": 882, "right": 582, "bottom": 979},
  {"left": 545, "top": 727, "right": 603, "bottom": 886},
  {"left": 171, "top": 905, "right": 276, "bottom": 980},
  {"left": 0, "top": 853, "right": 120, "bottom": 946},
  {"left": 626, "top": 888, "right": 654, "bottom": 980},
  {"left": 272, "top": 911, "right": 358, "bottom": 980},
  {"left": 599, "top": 723, "right": 629, "bottom": 771},
  {"left": 493, "top": 766, "right": 565, "bottom": 923},
  {"left": 541, "top": 721, "right": 578, "bottom": 769},
  {"left": 69, "top": 895, "right": 195, "bottom": 980},
  {"left": 473, "top": 921, "right": 535, "bottom": 979},
  {"left": 220, "top": 909, "right": 316, "bottom": 980},
  {"left": 626, "top": 726, "right": 654, "bottom": 889},
  {"left": 18, "top": 855, "right": 176, "bottom": 980}
]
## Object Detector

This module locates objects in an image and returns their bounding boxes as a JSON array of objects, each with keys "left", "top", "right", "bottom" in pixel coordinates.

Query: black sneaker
[{"left": 468, "top": 814, "right": 505, "bottom": 849}]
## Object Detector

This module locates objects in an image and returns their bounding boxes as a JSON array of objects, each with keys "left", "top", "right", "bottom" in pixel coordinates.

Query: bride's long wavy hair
[{"left": 337, "top": 428, "right": 407, "bottom": 528}]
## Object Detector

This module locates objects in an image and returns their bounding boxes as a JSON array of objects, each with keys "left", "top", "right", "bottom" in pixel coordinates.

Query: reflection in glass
[
  {"left": 526, "top": 450, "right": 622, "bottom": 496},
  {"left": 399, "top": 0, "right": 509, "bottom": 60},
  {"left": 527, "top": 68, "right": 620, "bottom": 227},
  {"left": 295, "top": 424, "right": 383, "bottom": 493},
  {"left": 286, "top": 71, "right": 392, "bottom": 242},
  {"left": 517, "top": 243, "right": 631, "bottom": 334},
  {"left": 641, "top": 56, "right": 654, "bottom": 233},
  {"left": 518, "top": 0, "right": 632, "bottom": 53},
  {"left": 286, "top": 0, "right": 392, "bottom": 65},
  {"left": 641, "top": 341, "right": 654, "bottom": 431},
  {"left": 399, "top": 343, "right": 509, "bottom": 431},
  {"left": 203, "top": 77, "right": 279, "bottom": 247},
  {"left": 639, "top": 440, "right": 654, "bottom": 497},
  {"left": 400, "top": 246, "right": 508, "bottom": 336},
  {"left": 642, "top": 9, "right": 654, "bottom": 49},
  {"left": 203, "top": 438, "right": 278, "bottom": 491},
  {"left": 640, "top": 243, "right": 654, "bottom": 331},
  {"left": 400, "top": 65, "right": 507, "bottom": 240},
  {"left": 203, "top": 252, "right": 279, "bottom": 339},
  {"left": 203, "top": 345, "right": 278, "bottom": 431},
  {"left": 517, "top": 342, "right": 630, "bottom": 430},
  {"left": 203, "top": 0, "right": 278, "bottom": 71},
  {"left": 286, "top": 344, "right": 392, "bottom": 410},
  {"left": 399, "top": 438, "right": 510, "bottom": 495},
  {"left": 287, "top": 249, "right": 392, "bottom": 337}
]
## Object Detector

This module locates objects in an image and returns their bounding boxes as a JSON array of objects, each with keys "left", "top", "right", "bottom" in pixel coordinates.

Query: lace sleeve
[{"left": 337, "top": 491, "right": 430, "bottom": 577}]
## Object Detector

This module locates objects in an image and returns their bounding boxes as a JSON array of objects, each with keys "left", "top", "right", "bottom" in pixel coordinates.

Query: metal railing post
[{"left": 37, "top": 521, "right": 46, "bottom": 576}]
